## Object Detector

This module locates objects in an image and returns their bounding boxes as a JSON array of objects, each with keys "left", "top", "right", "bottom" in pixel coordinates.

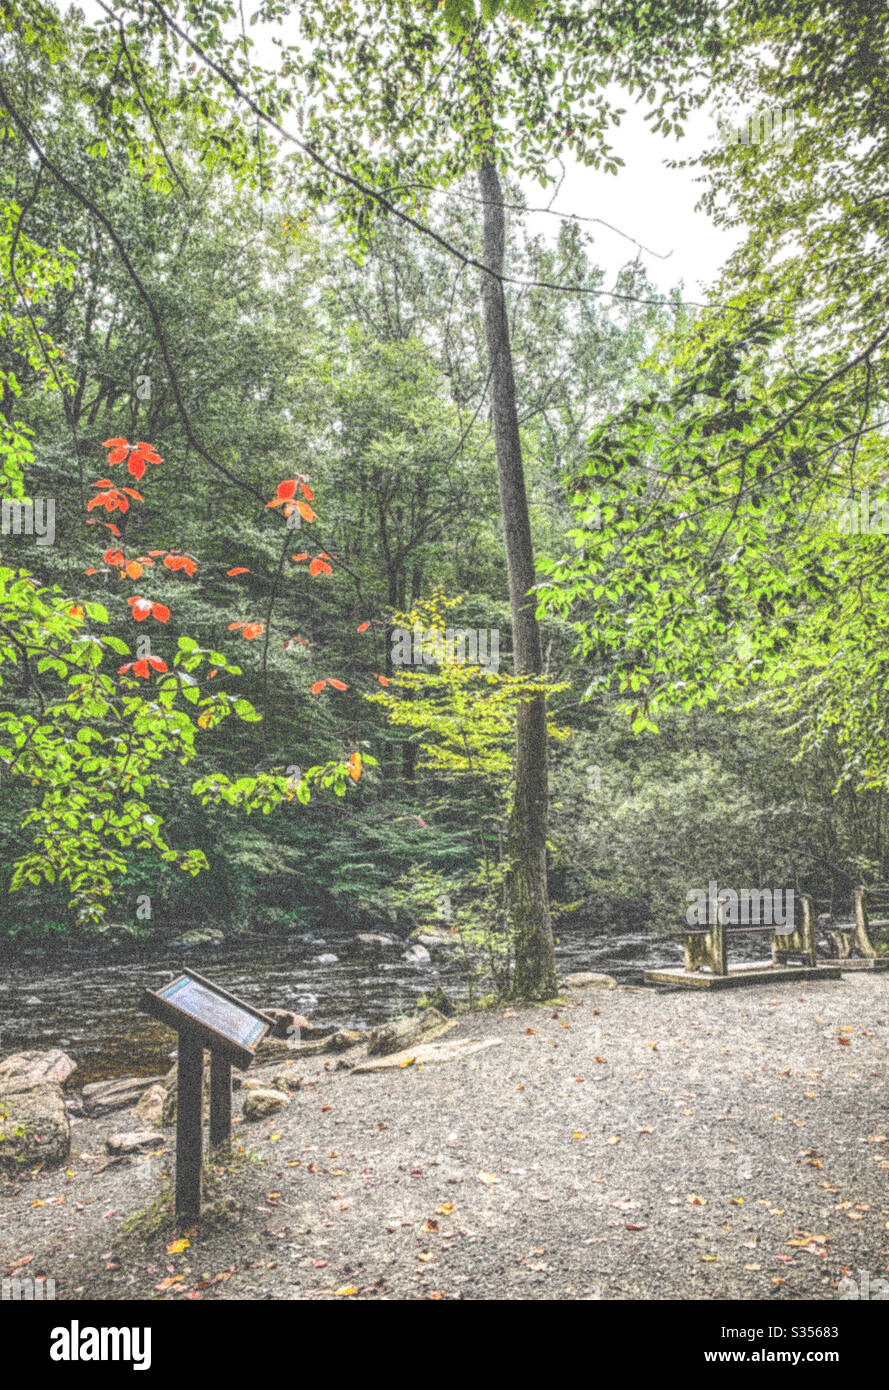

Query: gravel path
[{"left": 3, "top": 973, "right": 889, "bottom": 1301}]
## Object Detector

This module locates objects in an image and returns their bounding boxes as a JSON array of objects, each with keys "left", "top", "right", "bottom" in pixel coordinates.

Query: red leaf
[
  {"left": 102, "top": 437, "right": 128, "bottom": 448},
  {"left": 357, "top": 621, "right": 370, "bottom": 633},
  {"left": 328, "top": 679, "right": 348, "bottom": 691},
  {"left": 151, "top": 603, "right": 171, "bottom": 624},
  {"left": 127, "top": 455, "right": 146, "bottom": 480},
  {"left": 310, "top": 680, "right": 327, "bottom": 694},
  {"left": 107, "top": 445, "right": 128, "bottom": 466},
  {"left": 374, "top": 674, "right": 390, "bottom": 686},
  {"left": 147, "top": 656, "right": 168, "bottom": 672},
  {"left": 122, "top": 487, "right": 143, "bottom": 501},
  {"left": 242, "top": 622, "right": 263, "bottom": 640},
  {"left": 228, "top": 621, "right": 245, "bottom": 631},
  {"left": 291, "top": 553, "right": 309, "bottom": 562},
  {"left": 133, "top": 659, "right": 149, "bottom": 678},
  {"left": 92, "top": 479, "right": 114, "bottom": 488},
  {"left": 276, "top": 479, "right": 297, "bottom": 501},
  {"left": 300, "top": 482, "right": 314, "bottom": 501},
  {"left": 227, "top": 567, "right": 250, "bottom": 576}
]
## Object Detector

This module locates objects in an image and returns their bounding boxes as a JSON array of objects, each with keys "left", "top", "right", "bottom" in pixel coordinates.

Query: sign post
[{"left": 142, "top": 968, "right": 273, "bottom": 1226}]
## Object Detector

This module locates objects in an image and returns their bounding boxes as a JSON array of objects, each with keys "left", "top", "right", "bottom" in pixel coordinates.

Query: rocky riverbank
[{"left": 2, "top": 970, "right": 888, "bottom": 1301}]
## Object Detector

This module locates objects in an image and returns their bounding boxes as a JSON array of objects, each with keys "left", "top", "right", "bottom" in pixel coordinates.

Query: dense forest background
[{"left": 1, "top": 1, "right": 887, "bottom": 973}]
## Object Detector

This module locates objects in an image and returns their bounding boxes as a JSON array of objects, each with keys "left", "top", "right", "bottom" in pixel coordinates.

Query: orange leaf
[
  {"left": 242, "top": 622, "right": 264, "bottom": 640},
  {"left": 125, "top": 561, "right": 143, "bottom": 579},
  {"left": 292, "top": 552, "right": 309, "bottom": 562},
  {"left": 328, "top": 679, "right": 348, "bottom": 691},
  {"left": 106, "top": 445, "right": 128, "bottom": 466},
  {"left": 357, "top": 621, "right": 370, "bottom": 632},
  {"left": 296, "top": 500, "right": 316, "bottom": 522},
  {"left": 102, "top": 437, "right": 128, "bottom": 448},
  {"left": 276, "top": 479, "right": 297, "bottom": 501},
  {"left": 227, "top": 567, "right": 250, "bottom": 576},
  {"left": 151, "top": 603, "right": 171, "bottom": 624},
  {"left": 300, "top": 482, "right": 314, "bottom": 501},
  {"left": 127, "top": 455, "right": 146, "bottom": 480},
  {"left": 311, "top": 680, "right": 327, "bottom": 694},
  {"left": 348, "top": 751, "right": 362, "bottom": 781}
]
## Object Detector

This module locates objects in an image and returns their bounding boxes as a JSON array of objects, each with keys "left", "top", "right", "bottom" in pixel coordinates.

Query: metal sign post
[{"left": 142, "top": 968, "right": 274, "bottom": 1226}]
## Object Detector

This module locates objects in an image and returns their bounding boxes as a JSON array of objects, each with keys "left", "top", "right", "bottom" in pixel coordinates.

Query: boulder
[
  {"left": 312, "top": 953, "right": 339, "bottom": 965},
  {"left": 365, "top": 1007, "right": 454, "bottom": 1057},
  {"left": 264, "top": 1008, "right": 312, "bottom": 1040},
  {"left": 168, "top": 928, "right": 226, "bottom": 948},
  {"left": 403, "top": 943, "right": 431, "bottom": 964},
  {"left": 0, "top": 1049, "right": 76, "bottom": 1094},
  {"left": 104, "top": 1131, "right": 162, "bottom": 1156},
  {"left": 134, "top": 1084, "right": 167, "bottom": 1126},
  {"left": 562, "top": 972, "right": 618, "bottom": 991},
  {"left": 0, "top": 1084, "right": 70, "bottom": 1173},
  {"left": 357, "top": 933, "right": 397, "bottom": 947},
  {"left": 82, "top": 1075, "right": 166, "bottom": 1117},
  {"left": 242, "top": 1088, "right": 290, "bottom": 1121},
  {"left": 414, "top": 928, "right": 458, "bottom": 947}
]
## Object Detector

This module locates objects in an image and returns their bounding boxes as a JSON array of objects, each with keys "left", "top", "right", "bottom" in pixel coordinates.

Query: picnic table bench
[
  {"left": 682, "top": 896, "right": 816, "bottom": 976},
  {"left": 804, "top": 884, "right": 888, "bottom": 960}
]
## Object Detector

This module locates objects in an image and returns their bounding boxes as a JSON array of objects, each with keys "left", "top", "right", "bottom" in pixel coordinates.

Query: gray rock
[
  {"left": 312, "top": 953, "right": 339, "bottom": 965},
  {"left": 134, "top": 1084, "right": 167, "bottom": 1126},
  {"left": 0, "top": 1084, "right": 70, "bottom": 1173},
  {"left": 104, "top": 1130, "right": 162, "bottom": 1155},
  {"left": 357, "top": 933, "right": 396, "bottom": 946},
  {"left": 403, "top": 944, "right": 431, "bottom": 964},
  {"left": 264, "top": 1007, "right": 312, "bottom": 1040},
  {"left": 365, "top": 1007, "right": 452, "bottom": 1057},
  {"left": 82, "top": 1075, "right": 166, "bottom": 1117},
  {"left": 562, "top": 972, "right": 618, "bottom": 991},
  {"left": 242, "top": 1088, "right": 290, "bottom": 1121},
  {"left": 0, "top": 1049, "right": 77, "bottom": 1094},
  {"left": 168, "top": 928, "right": 226, "bottom": 948}
]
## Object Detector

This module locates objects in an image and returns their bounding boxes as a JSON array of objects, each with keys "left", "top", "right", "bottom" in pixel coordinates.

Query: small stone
[
  {"left": 562, "top": 972, "right": 618, "bottom": 991},
  {"left": 403, "top": 944, "right": 431, "bottom": 964},
  {"left": 105, "top": 1131, "right": 162, "bottom": 1155},
  {"left": 242, "top": 1089, "right": 291, "bottom": 1121}
]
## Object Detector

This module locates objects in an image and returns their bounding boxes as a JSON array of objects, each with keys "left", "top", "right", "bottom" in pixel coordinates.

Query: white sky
[
  {"left": 74, "top": 2, "right": 739, "bottom": 299},
  {"left": 517, "top": 95, "right": 740, "bottom": 299}
]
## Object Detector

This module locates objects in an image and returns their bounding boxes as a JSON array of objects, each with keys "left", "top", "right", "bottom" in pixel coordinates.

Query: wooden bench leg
[
  {"left": 773, "top": 893, "right": 817, "bottom": 966},
  {"left": 684, "top": 921, "right": 726, "bottom": 975},
  {"left": 854, "top": 885, "right": 878, "bottom": 959}
]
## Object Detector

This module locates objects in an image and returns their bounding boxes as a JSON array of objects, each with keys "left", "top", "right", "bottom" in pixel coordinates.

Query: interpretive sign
[{"left": 142, "top": 968, "right": 274, "bottom": 1225}]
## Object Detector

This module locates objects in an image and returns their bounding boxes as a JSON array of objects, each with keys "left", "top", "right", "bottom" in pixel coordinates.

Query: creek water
[{"left": 0, "top": 921, "right": 757, "bottom": 1085}]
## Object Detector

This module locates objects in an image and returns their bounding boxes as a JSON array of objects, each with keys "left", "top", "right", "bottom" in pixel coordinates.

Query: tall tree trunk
[{"left": 477, "top": 154, "right": 556, "bottom": 999}]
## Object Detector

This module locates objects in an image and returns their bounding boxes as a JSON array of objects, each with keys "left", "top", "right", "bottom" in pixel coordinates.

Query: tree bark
[{"left": 477, "top": 154, "right": 557, "bottom": 999}]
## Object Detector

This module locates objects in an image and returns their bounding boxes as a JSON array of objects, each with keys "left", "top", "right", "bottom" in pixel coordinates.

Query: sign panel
[
  {"left": 158, "top": 976, "right": 267, "bottom": 1050},
  {"left": 142, "top": 968, "right": 272, "bottom": 1066}
]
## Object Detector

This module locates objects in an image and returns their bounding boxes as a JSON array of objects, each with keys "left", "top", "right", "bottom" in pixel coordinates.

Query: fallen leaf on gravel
[
  {"left": 744, "top": 1263, "right": 762, "bottom": 1271},
  {"left": 436, "top": 1203, "right": 455, "bottom": 1215},
  {"left": 166, "top": 1238, "right": 189, "bottom": 1254},
  {"left": 423, "top": 1220, "right": 439, "bottom": 1234},
  {"left": 335, "top": 1286, "right": 358, "bottom": 1296},
  {"left": 687, "top": 1194, "right": 707, "bottom": 1205},
  {"left": 700, "top": 1254, "right": 716, "bottom": 1262},
  {"left": 626, "top": 1223, "right": 648, "bottom": 1231},
  {"left": 478, "top": 1172, "right": 501, "bottom": 1184},
  {"left": 418, "top": 1252, "right": 434, "bottom": 1262},
  {"left": 572, "top": 1132, "right": 585, "bottom": 1141},
  {"left": 607, "top": 1135, "right": 621, "bottom": 1146},
  {"left": 427, "top": 1292, "right": 446, "bottom": 1299},
  {"left": 864, "top": 1135, "right": 888, "bottom": 1143},
  {"left": 155, "top": 1275, "right": 184, "bottom": 1290},
  {"left": 730, "top": 1197, "right": 744, "bottom": 1205}
]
